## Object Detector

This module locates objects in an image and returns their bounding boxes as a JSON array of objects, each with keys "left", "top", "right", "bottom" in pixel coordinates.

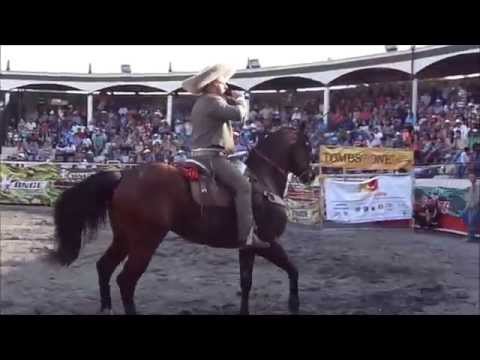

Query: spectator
[
  {"left": 452, "top": 129, "right": 468, "bottom": 150},
  {"left": 259, "top": 104, "right": 274, "bottom": 122},
  {"left": 248, "top": 105, "right": 259, "bottom": 122},
  {"left": 456, "top": 147, "right": 470, "bottom": 179},
  {"left": 392, "top": 132, "right": 405, "bottom": 148},
  {"left": 462, "top": 171, "right": 480, "bottom": 243},
  {"left": 3, "top": 79, "right": 478, "bottom": 169},
  {"left": 370, "top": 128, "right": 383, "bottom": 148},
  {"left": 92, "top": 129, "right": 107, "bottom": 156}
]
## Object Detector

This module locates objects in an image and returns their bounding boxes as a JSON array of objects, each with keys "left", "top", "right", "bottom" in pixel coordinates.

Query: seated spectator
[
  {"left": 24, "top": 139, "right": 39, "bottom": 161},
  {"left": 392, "top": 132, "right": 405, "bottom": 148},
  {"left": 370, "top": 128, "right": 383, "bottom": 148}
]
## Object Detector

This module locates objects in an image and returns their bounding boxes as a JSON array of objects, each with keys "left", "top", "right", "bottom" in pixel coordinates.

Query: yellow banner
[{"left": 320, "top": 146, "right": 414, "bottom": 171}]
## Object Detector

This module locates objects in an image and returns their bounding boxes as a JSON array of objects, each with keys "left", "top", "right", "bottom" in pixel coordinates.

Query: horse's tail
[{"left": 51, "top": 170, "right": 123, "bottom": 266}]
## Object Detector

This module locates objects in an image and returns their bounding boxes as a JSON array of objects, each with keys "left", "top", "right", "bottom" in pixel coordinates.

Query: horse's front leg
[
  {"left": 255, "top": 241, "right": 299, "bottom": 314},
  {"left": 239, "top": 249, "right": 256, "bottom": 315}
]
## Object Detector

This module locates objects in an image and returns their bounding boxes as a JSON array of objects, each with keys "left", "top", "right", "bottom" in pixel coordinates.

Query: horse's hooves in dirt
[
  {"left": 288, "top": 296, "right": 300, "bottom": 314},
  {"left": 239, "top": 307, "right": 249, "bottom": 315},
  {"left": 98, "top": 308, "right": 115, "bottom": 315}
]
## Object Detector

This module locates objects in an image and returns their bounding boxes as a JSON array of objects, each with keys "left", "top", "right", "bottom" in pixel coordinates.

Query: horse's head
[
  {"left": 249, "top": 124, "right": 316, "bottom": 188},
  {"left": 286, "top": 122, "right": 316, "bottom": 184}
]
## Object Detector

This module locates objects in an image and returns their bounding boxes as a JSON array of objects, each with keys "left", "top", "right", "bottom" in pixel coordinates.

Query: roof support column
[
  {"left": 87, "top": 93, "right": 93, "bottom": 127},
  {"left": 166, "top": 94, "right": 173, "bottom": 127}
]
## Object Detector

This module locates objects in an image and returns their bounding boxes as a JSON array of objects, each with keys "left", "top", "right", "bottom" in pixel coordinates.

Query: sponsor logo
[
  {"left": 360, "top": 179, "right": 379, "bottom": 192},
  {"left": 1, "top": 176, "right": 48, "bottom": 192}
]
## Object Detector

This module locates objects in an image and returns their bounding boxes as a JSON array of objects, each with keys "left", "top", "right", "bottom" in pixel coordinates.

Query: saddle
[
  {"left": 174, "top": 155, "right": 286, "bottom": 209},
  {"left": 175, "top": 158, "right": 232, "bottom": 207}
]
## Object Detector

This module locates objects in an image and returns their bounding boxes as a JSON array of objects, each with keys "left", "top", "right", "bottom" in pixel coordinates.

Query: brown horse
[{"left": 51, "top": 125, "right": 315, "bottom": 315}]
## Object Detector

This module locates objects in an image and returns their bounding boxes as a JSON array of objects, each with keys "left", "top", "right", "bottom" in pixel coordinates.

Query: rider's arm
[{"left": 207, "top": 95, "right": 247, "bottom": 123}]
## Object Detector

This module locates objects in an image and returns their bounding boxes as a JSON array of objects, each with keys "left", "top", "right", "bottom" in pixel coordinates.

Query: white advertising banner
[{"left": 325, "top": 176, "right": 413, "bottom": 223}]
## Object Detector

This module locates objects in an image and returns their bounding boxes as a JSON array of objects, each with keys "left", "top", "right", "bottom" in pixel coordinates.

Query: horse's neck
[{"left": 247, "top": 151, "right": 288, "bottom": 196}]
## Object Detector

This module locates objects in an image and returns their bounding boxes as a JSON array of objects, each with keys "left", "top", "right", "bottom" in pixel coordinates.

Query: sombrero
[{"left": 182, "top": 64, "right": 236, "bottom": 95}]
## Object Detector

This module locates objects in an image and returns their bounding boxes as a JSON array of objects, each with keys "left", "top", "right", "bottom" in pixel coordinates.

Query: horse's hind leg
[
  {"left": 255, "top": 242, "right": 300, "bottom": 314},
  {"left": 116, "top": 230, "right": 167, "bottom": 315},
  {"left": 239, "top": 249, "right": 255, "bottom": 315},
  {"left": 96, "top": 236, "right": 128, "bottom": 313}
]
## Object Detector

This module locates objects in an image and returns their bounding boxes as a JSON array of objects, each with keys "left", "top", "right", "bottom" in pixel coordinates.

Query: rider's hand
[{"left": 230, "top": 90, "right": 244, "bottom": 99}]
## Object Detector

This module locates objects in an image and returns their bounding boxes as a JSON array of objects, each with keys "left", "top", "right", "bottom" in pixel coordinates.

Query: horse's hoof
[
  {"left": 98, "top": 308, "right": 114, "bottom": 315},
  {"left": 288, "top": 296, "right": 300, "bottom": 314},
  {"left": 239, "top": 307, "right": 250, "bottom": 315}
]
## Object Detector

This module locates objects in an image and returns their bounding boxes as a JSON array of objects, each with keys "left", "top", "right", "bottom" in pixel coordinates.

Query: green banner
[
  {"left": 0, "top": 163, "right": 63, "bottom": 206},
  {"left": 0, "top": 162, "right": 135, "bottom": 206}
]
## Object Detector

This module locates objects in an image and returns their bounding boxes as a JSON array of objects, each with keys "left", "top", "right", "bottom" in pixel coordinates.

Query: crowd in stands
[{"left": 2, "top": 79, "right": 480, "bottom": 178}]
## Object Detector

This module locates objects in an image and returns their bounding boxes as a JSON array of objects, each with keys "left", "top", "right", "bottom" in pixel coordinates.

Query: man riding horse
[
  {"left": 182, "top": 64, "right": 270, "bottom": 249},
  {"left": 51, "top": 64, "right": 315, "bottom": 315}
]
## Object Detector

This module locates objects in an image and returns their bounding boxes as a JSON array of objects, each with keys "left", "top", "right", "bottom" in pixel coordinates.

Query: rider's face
[{"left": 212, "top": 80, "right": 227, "bottom": 95}]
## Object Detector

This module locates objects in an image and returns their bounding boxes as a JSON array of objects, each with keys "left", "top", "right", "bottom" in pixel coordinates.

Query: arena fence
[{"left": 0, "top": 160, "right": 472, "bottom": 236}]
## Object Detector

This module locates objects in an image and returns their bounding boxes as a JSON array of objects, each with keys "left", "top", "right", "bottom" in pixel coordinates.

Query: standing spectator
[
  {"left": 291, "top": 107, "right": 302, "bottom": 123},
  {"left": 455, "top": 119, "right": 470, "bottom": 140},
  {"left": 420, "top": 92, "right": 431, "bottom": 107},
  {"left": 471, "top": 144, "right": 480, "bottom": 177},
  {"left": 259, "top": 104, "right": 274, "bottom": 122},
  {"left": 468, "top": 128, "right": 480, "bottom": 149},
  {"left": 452, "top": 130, "right": 467, "bottom": 150},
  {"left": 135, "top": 141, "right": 144, "bottom": 163},
  {"left": 405, "top": 109, "right": 415, "bottom": 127},
  {"left": 462, "top": 171, "right": 480, "bottom": 243},
  {"left": 39, "top": 118, "right": 49, "bottom": 142},
  {"left": 93, "top": 129, "right": 107, "bottom": 156},
  {"left": 248, "top": 106, "right": 259, "bottom": 123},
  {"left": 457, "top": 147, "right": 470, "bottom": 179}
]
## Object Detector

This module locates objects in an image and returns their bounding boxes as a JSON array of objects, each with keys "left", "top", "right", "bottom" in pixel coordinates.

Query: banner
[
  {"left": 0, "top": 163, "right": 63, "bottom": 206},
  {"left": 0, "top": 161, "right": 139, "bottom": 206},
  {"left": 285, "top": 176, "right": 322, "bottom": 225},
  {"left": 324, "top": 175, "right": 413, "bottom": 223},
  {"left": 320, "top": 146, "right": 414, "bottom": 171},
  {"left": 414, "top": 179, "right": 471, "bottom": 234}
]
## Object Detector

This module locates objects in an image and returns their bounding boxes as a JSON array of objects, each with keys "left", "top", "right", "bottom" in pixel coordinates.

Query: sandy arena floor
[{"left": 0, "top": 205, "right": 478, "bottom": 315}]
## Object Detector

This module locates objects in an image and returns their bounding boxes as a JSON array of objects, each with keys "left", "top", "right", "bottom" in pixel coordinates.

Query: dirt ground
[{"left": 0, "top": 205, "right": 478, "bottom": 315}]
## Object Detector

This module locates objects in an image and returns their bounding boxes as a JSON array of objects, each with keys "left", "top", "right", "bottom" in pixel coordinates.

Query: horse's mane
[{"left": 255, "top": 126, "right": 298, "bottom": 151}]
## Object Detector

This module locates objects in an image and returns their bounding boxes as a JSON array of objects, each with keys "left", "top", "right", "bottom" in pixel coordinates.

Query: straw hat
[{"left": 182, "top": 64, "right": 236, "bottom": 95}]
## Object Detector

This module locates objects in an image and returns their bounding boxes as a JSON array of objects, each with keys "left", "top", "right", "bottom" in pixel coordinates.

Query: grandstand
[{"left": 1, "top": 45, "right": 479, "bottom": 168}]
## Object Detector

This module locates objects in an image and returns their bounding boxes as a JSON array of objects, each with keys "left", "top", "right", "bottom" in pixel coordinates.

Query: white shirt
[
  {"left": 459, "top": 152, "right": 470, "bottom": 164},
  {"left": 291, "top": 111, "right": 302, "bottom": 121},
  {"left": 421, "top": 94, "right": 431, "bottom": 106},
  {"left": 184, "top": 122, "right": 193, "bottom": 136},
  {"left": 175, "top": 124, "right": 184, "bottom": 134},
  {"left": 82, "top": 138, "right": 93, "bottom": 147},
  {"left": 460, "top": 124, "right": 469, "bottom": 139},
  {"left": 372, "top": 132, "right": 383, "bottom": 146},
  {"left": 26, "top": 121, "right": 37, "bottom": 131}
]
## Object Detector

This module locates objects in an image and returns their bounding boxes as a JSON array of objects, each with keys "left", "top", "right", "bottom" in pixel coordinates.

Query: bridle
[
  {"left": 251, "top": 147, "right": 311, "bottom": 181},
  {"left": 252, "top": 147, "right": 288, "bottom": 177}
]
